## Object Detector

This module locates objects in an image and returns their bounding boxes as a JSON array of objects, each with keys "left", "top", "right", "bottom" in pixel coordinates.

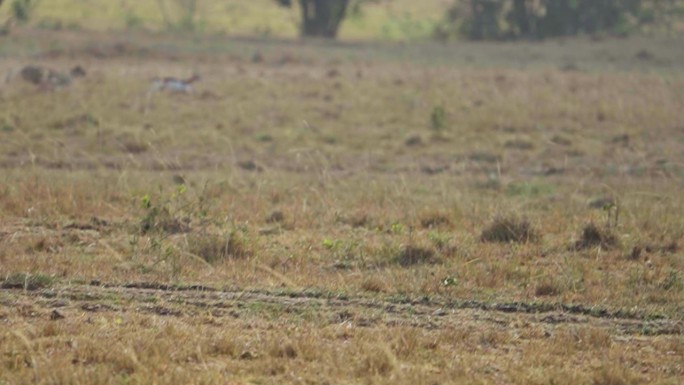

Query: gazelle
[{"left": 149, "top": 74, "right": 201, "bottom": 94}]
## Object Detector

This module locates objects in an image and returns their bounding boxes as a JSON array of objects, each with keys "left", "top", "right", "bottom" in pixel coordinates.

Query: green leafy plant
[
  {"left": 11, "top": 0, "right": 39, "bottom": 24},
  {"left": 156, "top": 0, "right": 202, "bottom": 32},
  {"left": 430, "top": 105, "right": 447, "bottom": 131}
]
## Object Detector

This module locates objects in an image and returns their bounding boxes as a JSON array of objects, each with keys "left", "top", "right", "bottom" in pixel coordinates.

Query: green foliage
[
  {"left": 156, "top": 0, "right": 202, "bottom": 32},
  {"left": 123, "top": 10, "right": 144, "bottom": 29},
  {"left": 275, "top": 0, "right": 351, "bottom": 38},
  {"left": 436, "top": 0, "right": 679, "bottom": 40},
  {"left": 11, "top": 0, "right": 39, "bottom": 24},
  {"left": 1, "top": 272, "right": 54, "bottom": 290},
  {"left": 137, "top": 184, "right": 210, "bottom": 236},
  {"left": 430, "top": 105, "right": 447, "bottom": 132},
  {"left": 505, "top": 181, "right": 555, "bottom": 198}
]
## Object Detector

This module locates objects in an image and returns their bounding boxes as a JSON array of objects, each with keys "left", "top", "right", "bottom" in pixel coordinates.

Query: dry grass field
[{"left": 0, "top": 28, "right": 683, "bottom": 384}]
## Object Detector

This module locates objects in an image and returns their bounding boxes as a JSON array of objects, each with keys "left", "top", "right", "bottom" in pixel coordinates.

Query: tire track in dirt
[{"left": 1, "top": 282, "right": 681, "bottom": 337}]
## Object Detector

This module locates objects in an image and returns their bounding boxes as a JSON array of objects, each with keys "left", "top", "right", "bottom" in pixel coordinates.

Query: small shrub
[
  {"left": 137, "top": 189, "right": 199, "bottom": 235},
  {"left": 11, "top": 0, "right": 39, "bottom": 25},
  {"left": 357, "top": 345, "right": 397, "bottom": 377},
  {"left": 123, "top": 10, "right": 144, "bottom": 29},
  {"left": 481, "top": 216, "right": 539, "bottom": 243},
  {"left": 122, "top": 139, "right": 149, "bottom": 154},
  {"left": 337, "top": 211, "right": 372, "bottom": 228},
  {"left": 266, "top": 210, "right": 285, "bottom": 224},
  {"left": 404, "top": 135, "right": 423, "bottom": 147},
  {"left": 139, "top": 206, "right": 189, "bottom": 235},
  {"left": 2, "top": 272, "right": 54, "bottom": 290},
  {"left": 660, "top": 270, "right": 682, "bottom": 291},
  {"left": 419, "top": 211, "right": 452, "bottom": 229},
  {"left": 574, "top": 223, "right": 618, "bottom": 250},
  {"left": 430, "top": 105, "right": 447, "bottom": 131},
  {"left": 625, "top": 246, "right": 642, "bottom": 261},
  {"left": 393, "top": 245, "right": 439, "bottom": 267},
  {"left": 269, "top": 341, "right": 298, "bottom": 359},
  {"left": 157, "top": 0, "right": 202, "bottom": 32},
  {"left": 360, "top": 277, "right": 387, "bottom": 293},
  {"left": 535, "top": 279, "right": 561, "bottom": 296},
  {"left": 187, "top": 231, "right": 250, "bottom": 264}
]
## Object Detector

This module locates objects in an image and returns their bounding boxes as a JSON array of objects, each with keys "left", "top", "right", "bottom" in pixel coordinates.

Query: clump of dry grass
[
  {"left": 393, "top": 245, "right": 439, "bottom": 267},
  {"left": 186, "top": 231, "right": 251, "bottom": 264},
  {"left": 535, "top": 278, "right": 562, "bottom": 297},
  {"left": 419, "top": 211, "right": 452, "bottom": 229},
  {"left": 1, "top": 272, "right": 54, "bottom": 290},
  {"left": 360, "top": 277, "right": 387, "bottom": 293},
  {"left": 481, "top": 216, "right": 539, "bottom": 243},
  {"left": 357, "top": 344, "right": 398, "bottom": 377},
  {"left": 265, "top": 210, "right": 285, "bottom": 223},
  {"left": 574, "top": 223, "right": 618, "bottom": 250},
  {"left": 337, "top": 211, "right": 373, "bottom": 229}
]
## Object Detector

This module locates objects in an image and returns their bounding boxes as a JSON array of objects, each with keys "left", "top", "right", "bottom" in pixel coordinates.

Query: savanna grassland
[{"left": 0, "top": 27, "right": 683, "bottom": 385}]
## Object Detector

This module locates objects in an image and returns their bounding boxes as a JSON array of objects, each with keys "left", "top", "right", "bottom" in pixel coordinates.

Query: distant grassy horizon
[{"left": 0, "top": 0, "right": 451, "bottom": 40}]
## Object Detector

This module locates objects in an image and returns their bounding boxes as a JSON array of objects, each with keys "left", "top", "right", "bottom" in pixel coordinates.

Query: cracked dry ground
[{"left": 1, "top": 282, "right": 682, "bottom": 384}]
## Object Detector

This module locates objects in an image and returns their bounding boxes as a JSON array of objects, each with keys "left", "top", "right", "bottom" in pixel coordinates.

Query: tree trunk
[
  {"left": 511, "top": 0, "right": 531, "bottom": 37},
  {"left": 299, "top": 0, "right": 349, "bottom": 38}
]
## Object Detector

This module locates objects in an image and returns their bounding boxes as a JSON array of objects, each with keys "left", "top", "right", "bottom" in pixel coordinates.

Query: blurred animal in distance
[
  {"left": 5, "top": 65, "right": 87, "bottom": 90},
  {"left": 149, "top": 74, "right": 200, "bottom": 94}
]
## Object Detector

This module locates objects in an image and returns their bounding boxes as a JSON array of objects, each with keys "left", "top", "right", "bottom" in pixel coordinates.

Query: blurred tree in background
[
  {"left": 436, "top": 0, "right": 683, "bottom": 40},
  {"left": 276, "top": 0, "right": 350, "bottom": 38},
  {"left": 156, "top": 0, "right": 200, "bottom": 32}
]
